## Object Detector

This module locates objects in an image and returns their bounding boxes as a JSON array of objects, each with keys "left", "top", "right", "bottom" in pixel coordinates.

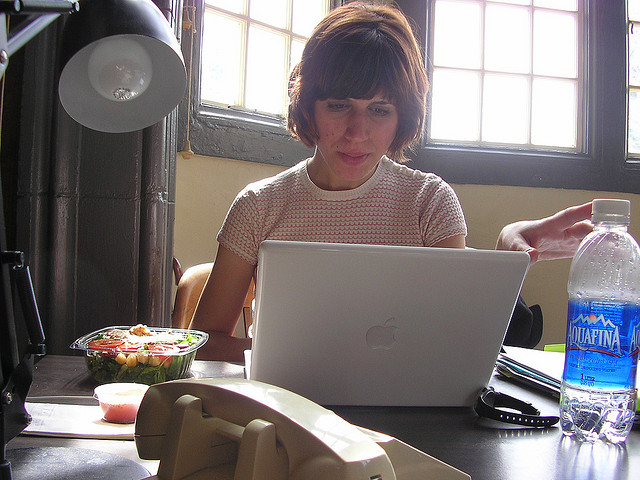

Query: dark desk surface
[{"left": 9, "top": 355, "right": 640, "bottom": 480}]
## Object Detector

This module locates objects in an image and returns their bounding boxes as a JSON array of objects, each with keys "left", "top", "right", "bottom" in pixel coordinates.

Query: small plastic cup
[{"left": 94, "top": 383, "right": 149, "bottom": 424}]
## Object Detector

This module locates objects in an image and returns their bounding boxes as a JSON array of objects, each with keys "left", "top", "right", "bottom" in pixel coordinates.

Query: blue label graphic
[{"left": 563, "top": 300, "right": 640, "bottom": 390}]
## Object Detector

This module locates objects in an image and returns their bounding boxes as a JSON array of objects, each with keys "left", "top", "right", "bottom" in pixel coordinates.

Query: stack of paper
[{"left": 23, "top": 402, "right": 135, "bottom": 439}]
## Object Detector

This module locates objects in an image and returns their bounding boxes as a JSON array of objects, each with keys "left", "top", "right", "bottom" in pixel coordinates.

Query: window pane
[
  {"left": 533, "top": 10, "right": 577, "bottom": 77},
  {"left": 433, "top": 0, "right": 482, "bottom": 69},
  {"left": 250, "top": 0, "right": 287, "bottom": 28},
  {"left": 629, "top": 89, "right": 640, "bottom": 154},
  {"left": 531, "top": 78, "right": 576, "bottom": 147},
  {"left": 482, "top": 74, "right": 529, "bottom": 144},
  {"left": 485, "top": 4, "right": 531, "bottom": 74},
  {"left": 201, "top": 12, "right": 244, "bottom": 106},
  {"left": 291, "top": 38, "right": 305, "bottom": 71},
  {"left": 631, "top": 0, "right": 640, "bottom": 21},
  {"left": 630, "top": 23, "right": 640, "bottom": 86},
  {"left": 534, "top": 0, "right": 577, "bottom": 11},
  {"left": 499, "top": 0, "right": 531, "bottom": 5},
  {"left": 246, "top": 26, "right": 287, "bottom": 114},
  {"left": 430, "top": 69, "right": 481, "bottom": 141},
  {"left": 292, "top": 0, "right": 325, "bottom": 36},
  {"left": 206, "top": 0, "right": 244, "bottom": 14}
]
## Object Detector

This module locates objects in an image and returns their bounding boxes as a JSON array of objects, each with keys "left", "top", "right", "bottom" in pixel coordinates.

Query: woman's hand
[{"left": 496, "top": 202, "right": 593, "bottom": 264}]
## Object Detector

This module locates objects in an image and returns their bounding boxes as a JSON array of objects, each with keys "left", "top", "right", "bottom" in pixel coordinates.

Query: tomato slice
[
  {"left": 146, "top": 343, "right": 180, "bottom": 355},
  {"left": 145, "top": 343, "right": 180, "bottom": 365},
  {"left": 119, "top": 344, "right": 142, "bottom": 354},
  {"left": 88, "top": 338, "right": 124, "bottom": 351}
]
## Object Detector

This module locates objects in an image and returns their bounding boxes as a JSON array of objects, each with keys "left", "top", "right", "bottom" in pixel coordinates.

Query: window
[
  {"left": 629, "top": 0, "right": 640, "bottom": 156},
  {"left": 429, "top": 0, "right": 580, "bottom": 151},
  {"left": 200, "top": 0, "right": 328, "bottom": 117},
  {"left": 181, "top": 0, "right": 639, "bottom": 192},
  {"left": 178, "top": 0, "right": 330, "bottom": 167},
  {"left": 395, "top": 0, "right": 638, "bottom": 192}
]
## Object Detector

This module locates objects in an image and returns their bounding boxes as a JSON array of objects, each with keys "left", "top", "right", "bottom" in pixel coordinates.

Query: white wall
[{"left": 175, "top": 152, "right": 640, "bottom": 349}]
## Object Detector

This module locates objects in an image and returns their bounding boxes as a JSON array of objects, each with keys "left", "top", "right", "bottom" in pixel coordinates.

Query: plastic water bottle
[{"left": 560, "top": 199, "right": 640, "bottom": 443}]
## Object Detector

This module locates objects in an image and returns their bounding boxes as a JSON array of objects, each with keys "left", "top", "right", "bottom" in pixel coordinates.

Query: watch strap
[{"left": 474, "top": 387, "right": 559, "bottom": 427}]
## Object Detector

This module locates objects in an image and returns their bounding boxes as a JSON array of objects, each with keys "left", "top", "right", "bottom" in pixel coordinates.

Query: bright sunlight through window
[
  {"left": 201, "top": 0, "right": 328, "bottom": 117},
  {"left": 628, "top": 0, "right": 640, "bottom": 156},
  {"left": 428, "top": 0, "right": 580, "bottom": 152}
]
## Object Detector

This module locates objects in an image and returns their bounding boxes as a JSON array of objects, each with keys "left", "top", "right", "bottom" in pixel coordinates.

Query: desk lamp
[
  {"left": 58, "top": 0, "right": 186, "bottom": 133},
  {"left": 0, "top": 1, "right": 186, "bottom": 479}
]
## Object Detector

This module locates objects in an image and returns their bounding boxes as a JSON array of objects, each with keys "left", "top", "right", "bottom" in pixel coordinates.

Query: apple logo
[{"left": 366, "top": 318, "right": 399, "bottom": 350}]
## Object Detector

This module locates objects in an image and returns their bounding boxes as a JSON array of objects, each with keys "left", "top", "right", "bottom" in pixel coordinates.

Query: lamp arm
[
  {"left": 0, "top": 1, "right": 78, "bottom": 77},
  {"left": 4, "top": 1, "right": 77, "bottom": 13},
  {"left": 6, "top": 13, "right": 58, "bottom": 56}
]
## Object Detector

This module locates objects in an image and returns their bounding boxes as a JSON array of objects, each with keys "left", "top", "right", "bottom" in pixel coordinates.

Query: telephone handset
[{"left": 134, "top": 378, "right": 470, "bottom": 480}]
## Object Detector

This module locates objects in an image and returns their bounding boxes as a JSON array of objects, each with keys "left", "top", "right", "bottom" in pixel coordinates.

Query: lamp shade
[{"left": 58, "top": 0, "right": 187, "bottom": 133}]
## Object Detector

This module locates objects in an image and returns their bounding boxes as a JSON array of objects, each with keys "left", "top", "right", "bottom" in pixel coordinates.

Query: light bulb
[{"left": 88, "top": 36, "right": 153, "bottom": 102}]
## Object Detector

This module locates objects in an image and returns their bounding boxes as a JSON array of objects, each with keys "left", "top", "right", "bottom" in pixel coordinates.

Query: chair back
[{"left": 172, "top": 263, "right": 213, "bottom": 329}]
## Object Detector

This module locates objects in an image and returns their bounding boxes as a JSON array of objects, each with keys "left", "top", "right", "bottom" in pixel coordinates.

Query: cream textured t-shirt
[{"left": 217, "top": 156, "right": 467, "bottom": 265}]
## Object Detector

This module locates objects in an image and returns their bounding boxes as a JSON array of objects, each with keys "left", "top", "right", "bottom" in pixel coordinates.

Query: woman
[{"left": 191, "top": 3, "right": 592, "bottom": 362}]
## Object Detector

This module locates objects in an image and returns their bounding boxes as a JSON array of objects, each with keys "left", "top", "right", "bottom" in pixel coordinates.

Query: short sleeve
[
  {"left": 216, "top": 189, "right": 261, "bottom": 265},
  {"left": 421, "top": 180, "right": 467, "bottom": 246}
]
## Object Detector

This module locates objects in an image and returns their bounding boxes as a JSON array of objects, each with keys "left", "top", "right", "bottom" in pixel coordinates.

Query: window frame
[
  {"left": 177, "top": 0, "right": 329, "bottom": 168},
  {"left": 179, "top": 0, "right": 640, "bottom": 193}
]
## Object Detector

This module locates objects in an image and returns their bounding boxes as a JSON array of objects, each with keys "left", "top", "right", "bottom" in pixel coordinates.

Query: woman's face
[{"left": 308, "top": 95, "right": 399, "bottom": 190}]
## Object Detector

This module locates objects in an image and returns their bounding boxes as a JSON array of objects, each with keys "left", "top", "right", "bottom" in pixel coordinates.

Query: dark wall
[{"left": 1, "top": 2, "right": 182, "bottom": 356}]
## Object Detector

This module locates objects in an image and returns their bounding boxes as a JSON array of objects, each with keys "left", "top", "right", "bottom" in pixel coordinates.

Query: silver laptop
[{"left": 249, "top": 240, "right": 530, "bottom": 407}]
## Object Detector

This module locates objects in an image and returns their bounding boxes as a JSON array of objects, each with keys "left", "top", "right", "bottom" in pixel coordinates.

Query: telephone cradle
[{"left": 134, "top": 377, "right": 470, "bottom": 480}]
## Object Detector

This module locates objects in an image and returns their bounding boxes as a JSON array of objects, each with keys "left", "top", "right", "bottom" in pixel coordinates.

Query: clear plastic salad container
[{"left": 70, "top": 324, "right": 209, "bottom": 385}]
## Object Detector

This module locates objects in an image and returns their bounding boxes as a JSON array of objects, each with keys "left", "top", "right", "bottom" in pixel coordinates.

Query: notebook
[{"left": 249, "top": 240, "right": 530, "bottom": 407}]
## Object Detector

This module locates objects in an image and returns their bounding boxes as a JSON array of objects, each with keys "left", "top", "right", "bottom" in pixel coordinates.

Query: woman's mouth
[{"left": 339, "top": 151, "right": 369, "bottom": 164}]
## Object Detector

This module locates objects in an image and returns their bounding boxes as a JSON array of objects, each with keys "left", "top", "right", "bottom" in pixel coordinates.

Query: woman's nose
[{"left": 344, "top": 110, "right": 369, "bottom": 141}]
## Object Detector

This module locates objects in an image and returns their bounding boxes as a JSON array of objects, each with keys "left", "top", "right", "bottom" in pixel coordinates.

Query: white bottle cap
[{"left": 591, "top": 198, "right": 631, "bottom": 224}]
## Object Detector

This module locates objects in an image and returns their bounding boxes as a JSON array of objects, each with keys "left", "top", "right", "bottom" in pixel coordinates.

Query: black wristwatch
[{"left": 474, "top": 387, "right": 559, "bottom": 427}]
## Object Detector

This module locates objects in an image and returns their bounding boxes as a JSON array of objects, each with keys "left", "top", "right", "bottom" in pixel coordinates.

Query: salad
[{"left": 71, "top": 324, "right": 208, "bottom": 385}]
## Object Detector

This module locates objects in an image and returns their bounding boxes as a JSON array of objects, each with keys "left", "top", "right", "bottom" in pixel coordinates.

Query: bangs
[{"left": 306, "top": 29, "right": 403, "bottom": 102}]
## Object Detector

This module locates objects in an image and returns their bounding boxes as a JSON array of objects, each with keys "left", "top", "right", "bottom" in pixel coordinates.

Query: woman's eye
[
  {"left": 370, "top": 107, "right": 391, "bottom": 116},
  {"left": 327, "top": 102, "right": 347, "bottom": 111}
]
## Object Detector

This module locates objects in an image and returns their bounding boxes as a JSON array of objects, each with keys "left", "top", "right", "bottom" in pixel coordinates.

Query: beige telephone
[{"left": 135, "top": 378, "right": 470, "bottom": 480}]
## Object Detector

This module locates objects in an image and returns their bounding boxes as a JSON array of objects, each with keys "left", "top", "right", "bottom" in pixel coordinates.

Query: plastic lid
[{"left": 592, "top": 198, "right": 631, "bottom": 224}]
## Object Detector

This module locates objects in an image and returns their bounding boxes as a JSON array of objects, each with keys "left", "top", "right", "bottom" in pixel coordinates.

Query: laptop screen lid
[{"left": 250, "top": 240, "right": 530, "bottom": 407}]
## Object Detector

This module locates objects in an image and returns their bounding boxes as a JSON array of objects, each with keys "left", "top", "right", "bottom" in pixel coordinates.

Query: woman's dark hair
[{"left": 287, "top": 2, "right": 428, "bottom": 162}]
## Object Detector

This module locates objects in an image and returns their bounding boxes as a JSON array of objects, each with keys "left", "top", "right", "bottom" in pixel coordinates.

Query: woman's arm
[
  {"left": 432, "top": 233, "right": 466, "bottom": 249},
  {"left": 190, "top": 245, "right": 255, "bottom": 362}
]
